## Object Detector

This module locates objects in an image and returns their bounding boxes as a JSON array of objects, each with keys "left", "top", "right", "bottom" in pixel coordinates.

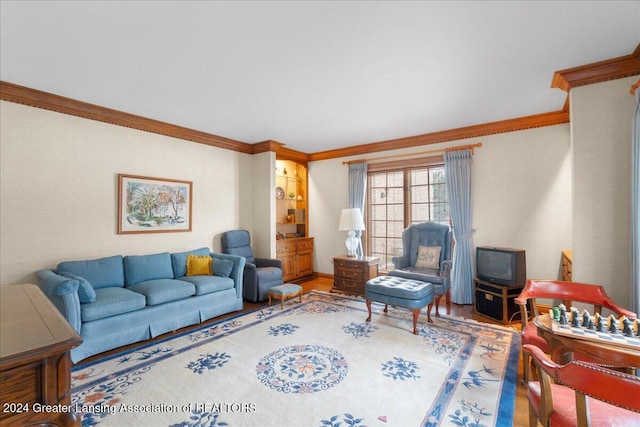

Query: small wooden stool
[{"left": 268, "top": 284, "right": 303, "bottom": 309}]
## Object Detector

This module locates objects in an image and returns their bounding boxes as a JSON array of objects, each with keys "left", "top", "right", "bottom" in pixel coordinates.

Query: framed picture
[{"left": 118, "top": 174, "right": 192, "bottom": 234}]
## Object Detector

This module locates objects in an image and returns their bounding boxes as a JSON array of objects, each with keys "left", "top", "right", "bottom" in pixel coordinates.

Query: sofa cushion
[
  {"left": 186, "top": 254, "right": 212, "bottom": 276},
  {"left": 60, "top": 272, "right": 96, "bottom": 303},
  {"left": 389, "top": 267, "right": 444, "bottom": 284},
  {"left": 81, "top": 287, "right": 146, "bottom": 322},
  {"left": 178, "top": 275, "right": 235, "bottom": 296},
  {"left": 171, "top": 247, "right": 210, "bottom": 278},
  {"left": 127, "top": 279, "right": 196, "bottom": 306},
  {"left": 58, "top": 255, "right": 125, "bottom": 289},
  {"left": 212, "top": 258, "right": 233, "bottom": 278},
  {"left": 124, "top": 252, "right": 174, "bottom": 285}
]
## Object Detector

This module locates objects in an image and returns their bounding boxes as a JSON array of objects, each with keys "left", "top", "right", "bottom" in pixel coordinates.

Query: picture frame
[{"left": 118, "top": 174, "right": 192, "bottom": 234}]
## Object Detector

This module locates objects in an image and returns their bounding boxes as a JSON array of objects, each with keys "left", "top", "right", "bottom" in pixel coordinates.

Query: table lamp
[{"left": 338, "top": 208, "right": 365, "bottom": 257}]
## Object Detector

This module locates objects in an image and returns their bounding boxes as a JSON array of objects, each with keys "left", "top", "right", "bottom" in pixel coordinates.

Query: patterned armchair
[{"left": 389, "top": 222, "right": 452, "bottom": 317}]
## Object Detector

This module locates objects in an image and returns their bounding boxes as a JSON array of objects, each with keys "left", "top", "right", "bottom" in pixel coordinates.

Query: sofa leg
[
  {"left": 434, "top": 295, "right": 441, "bottom": 317},
  {"left": 366, "top": 299, "right": 372, "bottom": 323},
  {"left": 426, "top": 303, "right": 433, "bottom": 323}
]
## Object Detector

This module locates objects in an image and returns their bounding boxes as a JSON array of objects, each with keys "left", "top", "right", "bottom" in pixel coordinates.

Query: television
[{"left": 476, "top": 246, "right": 526, "bottom": 287}]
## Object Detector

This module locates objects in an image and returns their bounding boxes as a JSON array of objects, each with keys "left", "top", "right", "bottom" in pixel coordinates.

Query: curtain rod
[
  {"left": 342, "top": 142, "right": 483, "bottom": 165},
  {"left": 631, "top": 79, "right": 639, "bottom": 95}
]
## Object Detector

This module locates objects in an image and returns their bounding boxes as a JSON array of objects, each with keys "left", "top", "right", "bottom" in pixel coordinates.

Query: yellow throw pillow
[
  {"left": 186, "top": 254, "right": 212, "bottom": 276},
  {"left": 415, "top": 245, "right": 441, "bottom": 269}
]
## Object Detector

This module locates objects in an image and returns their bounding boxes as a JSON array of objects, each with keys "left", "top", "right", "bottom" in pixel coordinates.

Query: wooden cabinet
[
  {"left": 1, "top": 284, "right": 82, "bottom": 427},
  {"left": 277, "top": 237, "right": 314, "bottom": 282},
  {"left": 332, "top": 255, "right": 379, "bottom": 297},
  {"left": 561, "top": 249, "right": 572, "bottom": 281}
]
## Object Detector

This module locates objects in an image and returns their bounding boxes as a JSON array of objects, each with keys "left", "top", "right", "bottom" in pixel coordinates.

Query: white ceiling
[{"left": 1, "top": 1, "right": 639, "bottom": 153}]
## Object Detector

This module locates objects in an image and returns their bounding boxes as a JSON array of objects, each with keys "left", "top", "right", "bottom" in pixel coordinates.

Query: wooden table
[
  {"left": 534, "top": 314, "right": 640, "bottom": 370},
  {"left": 331, "top": 255, "right": 379, "bottom": 297},
  {"left": 1, "top": 284, "right": 83, "bottom": 426}
]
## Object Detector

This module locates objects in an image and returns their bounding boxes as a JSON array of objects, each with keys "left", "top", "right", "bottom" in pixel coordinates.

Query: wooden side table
[
  {"left": 331, "top": 255, "right": 379, "bottom": 297},
  {"left": 0, "top": 284, "right": 82, "bottom": 427}
]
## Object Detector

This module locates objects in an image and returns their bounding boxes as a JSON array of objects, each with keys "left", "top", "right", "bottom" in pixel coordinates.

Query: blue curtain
[
  {"left": 349, "top": 162, "right": 368, "bottom": 257},
  {"left": 444, "top": 149, "right": 474, "bottom": 304},
  {"left": 632, "top": 89, "right": 640, "bottom": 314}
]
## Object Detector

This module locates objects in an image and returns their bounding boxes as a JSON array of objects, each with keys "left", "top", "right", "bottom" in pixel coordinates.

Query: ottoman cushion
[
  {"left": 269, "top": 283, "right": 302, "bottom": 296},
  {"left": 366, "top": 276, "right": 432, "bottom": 300}
]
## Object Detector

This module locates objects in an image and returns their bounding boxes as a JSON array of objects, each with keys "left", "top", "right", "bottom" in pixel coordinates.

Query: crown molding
[
  {"left": 0, "top": 81, "right": 253, "bottom": 154},
  {"left": 3, "top": 39, "right": 633, "bottom": 164},
  {"left": 551, "top": 43, "right": 640, "bottom": 92},
  {"left": 251, "top": 140, "right": 285, "bottom": 154},
  {"left": 308, "top": 109, "right": 569, "bottom": 162}
]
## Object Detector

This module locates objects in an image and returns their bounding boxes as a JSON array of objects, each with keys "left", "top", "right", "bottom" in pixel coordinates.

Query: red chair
[
  {"left": 523, "top": 344, "right": 640, "bottom": 427},
  {"left": 514, "top": 279, "right": 637, "bottom": 383}
]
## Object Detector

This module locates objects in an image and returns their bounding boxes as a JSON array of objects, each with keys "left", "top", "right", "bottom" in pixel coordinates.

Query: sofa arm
[
  {"left": 210, "top": 253, "right": 246, "bottom": 298},
  {"left": 36, "top": 269, "right": 82, "bottom": 333},
  {"left": 391, "top": 255, "right": 410, "bottom": 269},
  {"left": 255, "top": 257, "right": 283, "bottom": 270}
]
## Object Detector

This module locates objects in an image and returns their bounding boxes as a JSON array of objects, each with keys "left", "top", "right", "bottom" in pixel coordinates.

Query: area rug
[{"left": 71, "top": 291, "right": 520, "bottom": 427}]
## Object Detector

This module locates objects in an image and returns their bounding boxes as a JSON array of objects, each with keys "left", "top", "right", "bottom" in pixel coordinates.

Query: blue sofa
[{"left": 36, "top": 247, "right": 245, "bottom": 363}]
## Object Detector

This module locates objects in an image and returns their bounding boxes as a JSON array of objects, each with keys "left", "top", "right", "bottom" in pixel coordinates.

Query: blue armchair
[
  {"left": 221, "top": 230, "right": 283, "bottom": 302},
  {"left": 388, "top": 222, "right": 452, "bottom": 317}
]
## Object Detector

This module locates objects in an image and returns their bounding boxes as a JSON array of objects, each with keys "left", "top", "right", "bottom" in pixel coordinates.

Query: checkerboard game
[{"left": 549, "top": 308, "right": 640, "bottom": 351}]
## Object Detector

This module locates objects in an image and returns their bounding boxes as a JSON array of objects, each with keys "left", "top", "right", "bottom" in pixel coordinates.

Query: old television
[{"left": 476, "top": 246, "right": 526, "bottom": 287}]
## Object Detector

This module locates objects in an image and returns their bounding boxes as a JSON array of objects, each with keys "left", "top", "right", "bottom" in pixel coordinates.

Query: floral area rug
[{"left": 71, "top": 291, "right": 519, "bottom": 427}]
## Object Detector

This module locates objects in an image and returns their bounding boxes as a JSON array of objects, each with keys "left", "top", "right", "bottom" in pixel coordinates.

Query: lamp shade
[{"left": 338, "top": 208, "right": 365, "bottom": 231}]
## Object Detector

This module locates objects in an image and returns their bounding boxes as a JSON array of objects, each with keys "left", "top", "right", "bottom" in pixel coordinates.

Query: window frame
[{"left": 365, "top": 155, "right": 448, "bottom": 272}]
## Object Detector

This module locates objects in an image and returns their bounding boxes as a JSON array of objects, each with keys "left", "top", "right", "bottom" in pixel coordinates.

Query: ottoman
[
  {"left": 365, "top": 276, "right": 434, "bottom": 334},
  {"left": 268, "top": 283, "right": 303, "bottom": 309}
]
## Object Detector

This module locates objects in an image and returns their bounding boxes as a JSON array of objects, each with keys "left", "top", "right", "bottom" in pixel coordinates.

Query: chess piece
[
  {"left": 571, "top": 307, "right": 580, "bottom": 327},
  {"left": 559, "top": 304, "right": 567, "bottom": 325},
  {"left": 635, "top": 319, "right": 640, "bottom": 337},
  {"left": 608, "top": 314, "right": 618, "bottom": 333},
  {"left": 622, "top": 316, "right": 633, "bottom": 337},
  {"left": 595, "top": 313, "right": 605, "bottom": 332},
  {"left": 582, "top": 309, "right": 590, "bottom": 328},
  {"left": 587, "top": 318, "right": 595, "bottom": 330}
]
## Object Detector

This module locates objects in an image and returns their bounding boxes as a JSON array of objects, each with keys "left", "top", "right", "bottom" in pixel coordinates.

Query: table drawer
[
  {"left": 334, "top": 279, "right": 365, "bottom": 294},
  {"left": 335, "top": 267, "right": 365, "bottom": 281},
  {"left": 334, "top": 259, "right": 365, "bottom": 271}
]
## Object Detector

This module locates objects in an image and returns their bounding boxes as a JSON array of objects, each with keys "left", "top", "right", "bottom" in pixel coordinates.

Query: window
[{"left": 366, "top": 157, "right": 449, "bottom": 271}]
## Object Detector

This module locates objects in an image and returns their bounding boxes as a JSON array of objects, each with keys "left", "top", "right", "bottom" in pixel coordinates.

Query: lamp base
[{"left": 345, "top": 230, "right": 358, "bottom": 257}]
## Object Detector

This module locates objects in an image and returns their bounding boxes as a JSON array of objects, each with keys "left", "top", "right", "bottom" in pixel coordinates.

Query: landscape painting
[{"left": 118, "top": 174, "right": 192, "bottom": 234}]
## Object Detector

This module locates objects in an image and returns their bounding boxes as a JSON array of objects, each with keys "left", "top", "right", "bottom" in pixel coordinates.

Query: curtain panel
[
  {"left": 444, "top": 149, "right": 475, "bottom": 304},
  {"left": 632, "top": 89, "right": 640, "bottom": 314},
  {"left": 348, "top": 162, "right": 368, "bottom": 258}
]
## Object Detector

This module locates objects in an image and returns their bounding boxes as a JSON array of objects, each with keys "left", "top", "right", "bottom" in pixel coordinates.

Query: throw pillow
[
  {"left": 186, "top": 255, "right": 213, "bottom": 276},
  {"left": 415, "top": 245, "right": 441, "bottom": 269},
  {"left": 60, "top": 272, "right": 97, "bottom": 303},
  {"left": 212, "top": 258, "right": 233, "bottom": 278}
]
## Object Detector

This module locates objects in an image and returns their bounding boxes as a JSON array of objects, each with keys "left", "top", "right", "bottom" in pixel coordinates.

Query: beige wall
[
  {"left": 309, "top": 124, "right": 573, "bottom": 282},
  {"left": 0, "top": 101, "right": 255, "bottom": 286},
  {"left": 571, "top": 75, "right": 638, "bottom": 304},
  {"left": 1, "top": 76, "right": 634, "bottom": 305}
]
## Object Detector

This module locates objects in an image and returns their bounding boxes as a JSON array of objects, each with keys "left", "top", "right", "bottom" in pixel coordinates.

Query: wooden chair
[
  {"left": 523, "top": 344, "right": 640, "bottom": 427},
  {"left": 514, "top": 279, "right": 636, "bottom": 383}
]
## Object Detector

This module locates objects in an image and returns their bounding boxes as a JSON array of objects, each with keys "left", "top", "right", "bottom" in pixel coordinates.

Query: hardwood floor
[{"left": 80, "top": 276, "right": 531, "bottom": 426}]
